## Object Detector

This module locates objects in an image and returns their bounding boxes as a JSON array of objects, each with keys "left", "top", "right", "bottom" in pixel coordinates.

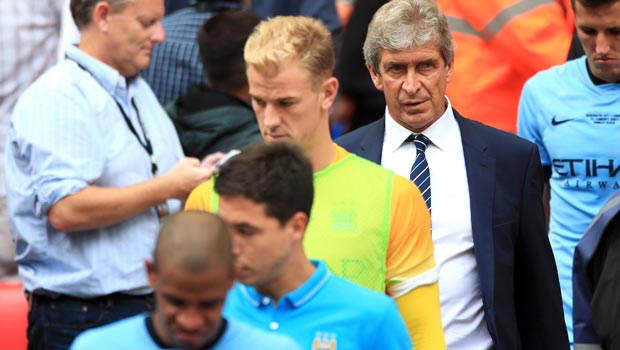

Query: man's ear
[
  {"left": 288, "top": 211, "right": 309, "bottom": 241},
  {"left": 367, "top": 64, "right": 384, "bottom": 91},
  {"left": 445, "top": 58, "right": 455, "bottom": 84},
  {"left": 320, "top": 76, "right": 339, "bottom": 111},
  {"left": 92, "top": 1, "right": 113, "bottom": 32},
  {"left": 145, "top": 260, "right": 157, "bottom": 287}
]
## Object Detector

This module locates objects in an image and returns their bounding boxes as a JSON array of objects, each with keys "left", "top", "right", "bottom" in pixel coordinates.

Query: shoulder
[
  {"left": 321, "top": 275, "right": 410, "bottom": 333},
  {"left": 134, "top": 77, "right": 167, "bottom": 106},
  {"left": 343, "top": 151, "right": 388, "bottom": 172},
  {"left": 185, "top": 179, "right": 215, "bottom": 211},
  {"left": 223, "top": 282, "right": 253, "bottom": 311},
  {"left": 12, "top": 63, "right": 103, "bottom": 126},
  {"left": 220, "top": 319, "right": 300, "bottom": 350},
  {"left": 324, "top": 274, "right": 400, "bottom": 314},
  {"left": 14, "top": 62, "right": 86, "bottom": 106},
  {"left": 334, "top": 152, "right": 422, "bottom": 209},
  {"left": 337, "top": 152, "right": 403, "bottom": 186},
  {"left": 390, "top": 172, "right": 422, "bottom": 196},
  {"left": 458, "top": 113, "right": 537, "bottom": 156},
  {"left": 70, "top": 314, "right": 148, "bottom": 350},
  {"left": 524, "top": 58, "right": 581, "bottom": 91}
]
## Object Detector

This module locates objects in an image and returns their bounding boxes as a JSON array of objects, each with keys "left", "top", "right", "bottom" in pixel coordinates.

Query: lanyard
[
  {"left": 66, "top": 55, "right": 158, "bottom": 175},
  {"left": 114, "top": 99, "right": 158, "bottom": 175}
]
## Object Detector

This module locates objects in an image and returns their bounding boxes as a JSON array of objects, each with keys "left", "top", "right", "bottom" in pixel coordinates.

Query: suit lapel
[
  {"left": 357, "top": 117, "right": 386, "bottom": 164},
  {"left": 455, "top": 111, "right": 497, "bottom": 331}
]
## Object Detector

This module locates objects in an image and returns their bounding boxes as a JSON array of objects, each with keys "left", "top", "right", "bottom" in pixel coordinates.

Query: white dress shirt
[{"left": 381, "top": 98, "right": 493, "bottom": 349}]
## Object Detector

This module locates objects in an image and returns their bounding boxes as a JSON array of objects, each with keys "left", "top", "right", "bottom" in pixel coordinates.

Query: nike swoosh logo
[{"left": 551, "top": 116, "right": 574, "bottom": 126}]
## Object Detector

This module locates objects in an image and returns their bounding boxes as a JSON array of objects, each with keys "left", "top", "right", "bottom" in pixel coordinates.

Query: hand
[
  {"left": 200, "top": 152, "right": 225, "bottom": 169},
  {"left": 161, "top": 157, "right": 215, "bottom": 200}
]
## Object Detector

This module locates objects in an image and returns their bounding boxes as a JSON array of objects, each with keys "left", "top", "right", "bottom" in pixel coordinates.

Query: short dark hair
[
  {"left": 214, "top": 143, "right": 314, "bottom": 225},
  {"left": 70, "top": 0, "right": 132, "bottom": 29},
  {"left": 571, "top": 0, "right": 618, "bottom": 10},
  {"left": 198, "top": 9, "right": 262, "bottom": 93}
]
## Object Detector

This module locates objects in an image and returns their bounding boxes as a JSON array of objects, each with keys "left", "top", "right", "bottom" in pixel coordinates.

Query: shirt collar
[
  {"left": 384, "top": 96, "right": 456, "bottom": 152},
  {"left": 65, "top": 45, "right": 136, "bottom": 105},
  {"left": 239, "top": 260, "right": 331, "bottom": 309}
]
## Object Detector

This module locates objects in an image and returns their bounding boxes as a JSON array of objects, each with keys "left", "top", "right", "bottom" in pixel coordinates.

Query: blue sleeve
[{"left": 517, "top": 77, "right": 550, "bottom": 166}]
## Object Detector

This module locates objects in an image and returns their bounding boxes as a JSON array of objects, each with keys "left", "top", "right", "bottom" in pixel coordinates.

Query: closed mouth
[
  {"left": 402, "top": 100, "right": 426, "bottom": 107},
  {"left": 593, "top": 56, "right": 617, "bottom": 64}
]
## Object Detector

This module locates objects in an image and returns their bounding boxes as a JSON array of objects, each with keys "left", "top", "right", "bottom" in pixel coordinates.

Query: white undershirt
[{"left": 381, "top": 98, "right": 493, "bottom": 349}]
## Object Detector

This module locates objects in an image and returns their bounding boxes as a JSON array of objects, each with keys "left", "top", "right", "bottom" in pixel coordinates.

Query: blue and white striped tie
[{"left": 407, "top": 133, "right": 431, "bottom": 211}]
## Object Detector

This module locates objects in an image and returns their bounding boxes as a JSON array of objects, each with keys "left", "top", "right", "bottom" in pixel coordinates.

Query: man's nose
[
  {"left": 177, "top": 308, "right": 203, "bottom": 331},
  {"left": 401, "top": 69, "right": 421, "bottom": 95},
  {"left": 595, "top": 32, "right": 610, "bottom": 55},
  {"left": 262, "top": 104, "right": 281, "bottom": 128},
  {"left": 231, "top": 236, "right": 241, "bottom": 257},
  {"left": 151, "top": 22, "right": 165, "bottom": 43}
]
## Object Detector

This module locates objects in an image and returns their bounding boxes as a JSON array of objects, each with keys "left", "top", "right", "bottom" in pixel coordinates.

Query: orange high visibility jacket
[{"left": 436, "top": 0, "right": 574, "bottom": 133}]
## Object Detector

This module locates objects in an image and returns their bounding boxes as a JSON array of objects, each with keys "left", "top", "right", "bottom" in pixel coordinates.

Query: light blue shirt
[
  {"left": 518, "top": 56, "right": 620, "bottom": 344},
  {"left": 5, "top": 45, "right": 184, "bottom": 297},
  {"left": 70, "top": 313, "right": 300, "bottom": 350},
  {"left": 224, "top": 260, "right": 412, "bottom": 350}
]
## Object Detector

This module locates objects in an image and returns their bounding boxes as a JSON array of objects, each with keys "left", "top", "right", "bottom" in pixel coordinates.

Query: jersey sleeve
[
  {"left": 517, "top": 77, "right": 550, "bottom": 166},
  {"left": 385, "top": 174, "right": 437, "bottom": 295},
  {"left": 184, "top": 179, "right": 215, "bottom": 211},
  {"left": 386, "top": 175, "right": 445, "bottom": 349},
  {"left": 395, "top": 284, "right": 445, "bottom": 350}
]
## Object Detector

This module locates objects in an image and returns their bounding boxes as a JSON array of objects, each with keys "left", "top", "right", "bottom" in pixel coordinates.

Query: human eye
[
  {"left": 137, "top": 17, "right": 157, "bottom": 29},
  {"left": 252, "top": 97, "right": 266, "bottom": 108},
  {"left": 200, "top": 299, "right": 224, "bottom": 310},
  {"left": 277, "top": 99, "right": 294, "bottom": 108},
  {"left": 386, "top": 63, "right": 405, "bottom": 73},
  {"left": 238, "top": 227, "right": 256, "bottom": 237},
  {"left": 418, "top": 61, "right": 436, "bottom": 72},
  {"left": 234, "top": 224, "right": 258, "bottom": 237},
  {"left": 164, "top": 294, "right": 186, "bottom": 308},
  {"left": 579, "top": 26, "right": 597, "bottom": 36}
]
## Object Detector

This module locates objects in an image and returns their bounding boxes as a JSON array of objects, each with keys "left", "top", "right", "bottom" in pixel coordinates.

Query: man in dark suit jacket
[{"left": 335, "top": 0, "right": 568, "bottom": 349}]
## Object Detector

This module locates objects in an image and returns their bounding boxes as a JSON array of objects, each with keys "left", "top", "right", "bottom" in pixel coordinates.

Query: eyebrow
[
  {"left": 384, "top": 60, "right": 405, "bottom": 67},
  {"left": 277, "top": 97, "right": 298, "bottom": 103}
]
